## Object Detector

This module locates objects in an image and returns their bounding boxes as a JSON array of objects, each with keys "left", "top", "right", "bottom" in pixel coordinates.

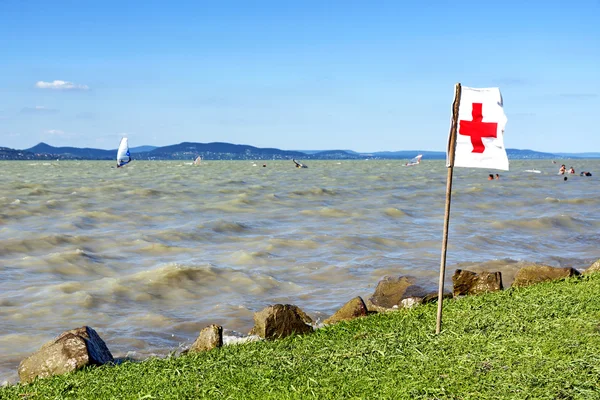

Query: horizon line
[{"left": 8, "top": 141, "right": 599, "bottom": 156}]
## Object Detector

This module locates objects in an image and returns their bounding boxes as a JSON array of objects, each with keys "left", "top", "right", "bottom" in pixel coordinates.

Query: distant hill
[
  {"left": 130, "top": 146, "right": 157, "bottom": 153},
  {"left": 555, "top": 152, "right": 600, "bottom": 158},
  {"left": 0, "top": 147, "right": 39, "bottom": 160},
  {"left": 367, "top": 149, "right": 565, "bottom": 160},
  {"left": 505, "top": 148, "right": 558, "bottom": 159},
  {"left": 1, "top": 141, "right": 597, "bottom": 161},
  {"left": 298, "top": 149, "right": 360, "bottom": 155},
  {"left": 26, "top": 143, "right": 114, "bottom": 159},
  {"left": 138, "top": 142, "right": 308, "bottom": 160},
  {"left": 369, "top": 150, "right": 446, "bottom": 159}
]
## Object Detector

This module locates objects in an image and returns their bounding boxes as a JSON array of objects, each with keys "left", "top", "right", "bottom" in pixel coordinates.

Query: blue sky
[{"left": 1, "top": 0, "right": 598, "bottom": 152}]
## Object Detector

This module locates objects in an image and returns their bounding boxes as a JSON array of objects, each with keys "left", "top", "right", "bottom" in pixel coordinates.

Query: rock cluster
[{"left": 16, "top": 258, "right": 599, "bottom": 384}]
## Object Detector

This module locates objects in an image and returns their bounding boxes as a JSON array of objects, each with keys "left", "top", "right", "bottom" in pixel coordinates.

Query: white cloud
[
  {"left": 21, "top": 106, "right": 59, "bottom": 114},
  {"left": 45, "top": 129, "right": 65, "bottom": 135},
  {"left": 35, "top": 80, "right": 89, "bottom": 91}
]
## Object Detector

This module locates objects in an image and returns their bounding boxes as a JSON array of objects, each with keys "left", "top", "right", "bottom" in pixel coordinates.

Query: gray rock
[
  {"left": 421, "top": 291, "right": 453, "bottom": 304},
  {"left": 366, "top": 276, "right": 428, "bottom": 312},
  {"left": 323, "top": 296, "right": 368, "bottom": 325},
  {"left": 188, "top": 324, "right": 223, "bottom": 353},
  {"left": 249, "top": 304, "right": 313, "bottom": 340},
  {"left": 18, "top": 326, "right": 113, "bottom": 383},
  {"left": 452, "top": 269, "right": 503, "bottom": 296},
  {"left": 512, "top": 264, "right": 580, "bottom": 288}
]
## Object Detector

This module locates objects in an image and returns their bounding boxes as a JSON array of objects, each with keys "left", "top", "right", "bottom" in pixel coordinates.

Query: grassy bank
[{"left": 3, "top": 275, "right": 600, "bottom": 400}]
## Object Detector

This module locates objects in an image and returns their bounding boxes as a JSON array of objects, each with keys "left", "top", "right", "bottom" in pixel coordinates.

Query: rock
[
  {"left": 188, "top": 324, "right": 223, "bottom": 353},
  {"left": 512, "top": 264, "right": 580, "bottom": 288},
  {"left": 366, "top": 276, "right": 428, "bottom": 312},
  {"left": 421, "top": 292, "right": 453, "bottom": 304},
  {"left": 323, "top": 297, "right": 368, "bottom": 325},
  {"left": 18, "top": 326, "right": 113, "bottom": 383},
  {"left": 399, "top": 297, "right": 422, "bottom": 308},
  {"left": 584, "top": 259, "right": 600, "bottom": 275},
  {"left": 249, "top": 304, "right": 313, "bottom": 340},
  {"left": 452, "top": 269, "right": 503, "bottom": 296}
]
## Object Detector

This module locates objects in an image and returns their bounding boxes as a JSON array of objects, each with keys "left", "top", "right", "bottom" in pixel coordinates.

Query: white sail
[
  {"left": 116, "top": 137, "right": 131, "bottom": 167},
  {"left": 405, "top": 154, "right": 422, "bottom": 166}
]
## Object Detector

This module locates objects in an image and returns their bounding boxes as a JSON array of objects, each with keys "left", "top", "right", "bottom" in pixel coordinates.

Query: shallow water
[{"left": 0, "top": 159, "right": 598, "bottom": 383}]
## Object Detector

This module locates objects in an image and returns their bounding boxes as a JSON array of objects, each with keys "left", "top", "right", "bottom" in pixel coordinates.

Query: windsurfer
[
  {"left": 293, "top": 159, "right": 307, "bottom": 168},
  {"left": 117, "top": 156, "right": 131, "bottom": 168}
]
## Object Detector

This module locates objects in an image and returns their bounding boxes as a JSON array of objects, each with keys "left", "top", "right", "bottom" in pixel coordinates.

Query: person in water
[
  {"left": 117, "top": 156, "right": 132, "bottom": 168},
  {"left": 488, "top": 174, "right": 494, "bottom": 180},
  {"left": 568, "top": 167, "right": 575, "bottom": 174},
  {"left": 580, "top": 171, "right": 593, "bottom": 177},
  {"left": 495, "top": 174, "right": 500, "bottom": 179},
  {"left": 559, "top": 164, "right": 566, "bottom": 175},
  {"left": 293, "top": 159, "right": 307, "bottom": 168}
]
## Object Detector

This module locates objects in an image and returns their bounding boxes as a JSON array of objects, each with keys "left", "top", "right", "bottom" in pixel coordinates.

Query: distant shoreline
[{"left": 3, "top": 142, "right": 599, "bottom": 161}]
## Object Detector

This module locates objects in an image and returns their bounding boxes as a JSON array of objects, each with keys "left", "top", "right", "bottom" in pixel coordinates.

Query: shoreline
[{"left": 2, "top": 268, "right": 599, "bottom": 398}]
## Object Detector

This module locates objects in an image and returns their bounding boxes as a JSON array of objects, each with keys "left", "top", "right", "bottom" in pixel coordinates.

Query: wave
[
  {"left": 145, "top": 230, "right": 215, "bottom": 244},
  {"left": 492, "top": 215, "right": 593, "bottom": 231},
  {"left": 136, "top": 242, "right": 193, "bottom": 255},
  {"left": 119, "top": 263, "right": 282, "bottom": 299},
  {"left": 26, "top": 187, "right": 51, "bottom": 196},
  {"left": 1, "top": 234, "right": 92, "bottom": 256},
  {"left": 211, "top": 221, "right": 250, "bottom": 233},
  {"left": 300, "top": 207, "right": 354, "bottom": 218},
  {"left": 29, "top": 249, "right": 116, "bottom": 277},
  {"left": 383, "top": 208, "right": 407, "bottom": 218},
  {"left": 229, "top": 250, "right": 277, "bottom": 265},
  {"left": 545, "top": 197, "right": 600, "bottom": 205},
  {"left": 265, "top": 238, "right": 320, "bottom": 251},
  {"left": 291, "top": 188, "right": 338, "bottom": 196},
  {"left": 334, "top": 235, "right": 412, "bottom": 250},
  {"left": 126, "top": 188, "right": 167, "bottom": 198}
]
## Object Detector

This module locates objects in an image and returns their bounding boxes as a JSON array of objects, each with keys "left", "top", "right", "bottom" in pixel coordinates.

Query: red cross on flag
[{"left": 447, "top": 86, "right": 509, "bottom": 170}]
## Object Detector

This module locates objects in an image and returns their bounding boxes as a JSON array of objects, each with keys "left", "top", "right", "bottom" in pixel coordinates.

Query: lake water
[{"left": 1, "top": 159, "right": 598, "bottom": 384}]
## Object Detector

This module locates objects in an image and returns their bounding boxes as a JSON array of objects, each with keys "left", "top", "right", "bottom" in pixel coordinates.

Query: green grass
[{"left": 3, "top": 275, "right": 600, "bottom": 399}]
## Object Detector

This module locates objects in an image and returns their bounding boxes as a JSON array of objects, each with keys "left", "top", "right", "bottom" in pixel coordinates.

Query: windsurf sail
[
  {"left": 293, "top": 159, "right": 308, "bottom": 168},
  {"left": 116, "top": 137, "right": 131, "bottom": 167},
  {"left": 193, "top": 155, "right": 202, "bottom": 166},
  {"left": 405, "top": 154, "right": 422, "bottom": 166}
]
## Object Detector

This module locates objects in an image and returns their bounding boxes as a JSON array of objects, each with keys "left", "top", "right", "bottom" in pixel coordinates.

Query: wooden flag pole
[{"left": 436, "top": 82, "right": 462, "bottom": 334}]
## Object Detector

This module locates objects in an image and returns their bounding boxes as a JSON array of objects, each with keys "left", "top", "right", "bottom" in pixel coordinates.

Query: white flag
[{"left": 447, "top": 86, "right": 509, "bottom": 170}]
